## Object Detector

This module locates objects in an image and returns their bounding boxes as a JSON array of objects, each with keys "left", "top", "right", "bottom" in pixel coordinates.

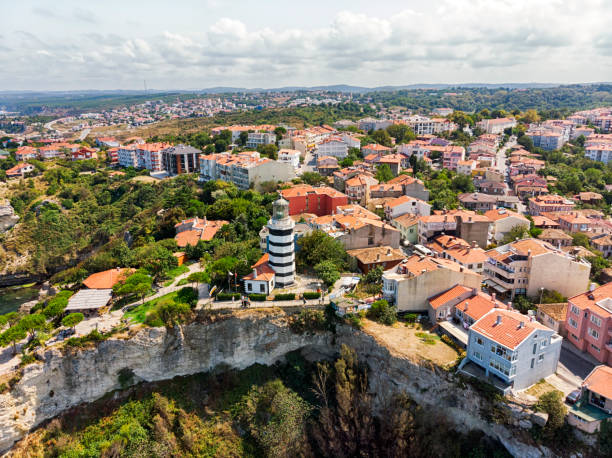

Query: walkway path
[{"left": 202, "top": 298, "right": 325, "bottom": 310}]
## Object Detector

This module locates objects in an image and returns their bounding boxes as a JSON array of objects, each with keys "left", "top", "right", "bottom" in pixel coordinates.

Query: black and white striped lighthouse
[{"left": 267, "top": 197, "right": 295, "bottom": 287}]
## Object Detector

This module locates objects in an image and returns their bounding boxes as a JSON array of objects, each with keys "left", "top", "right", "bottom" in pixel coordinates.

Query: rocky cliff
[{"left": 0, "top": 310, "right": 553, "bottom": 456}]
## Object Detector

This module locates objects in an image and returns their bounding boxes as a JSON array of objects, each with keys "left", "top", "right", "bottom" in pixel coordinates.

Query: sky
[{"left": 2, "top": 0, "right": 612, "bottom": 91}]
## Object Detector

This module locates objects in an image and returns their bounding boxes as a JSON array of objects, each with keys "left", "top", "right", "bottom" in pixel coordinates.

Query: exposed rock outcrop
[{"left": 0, "top": 311, "right": 553, "bottom": 457}]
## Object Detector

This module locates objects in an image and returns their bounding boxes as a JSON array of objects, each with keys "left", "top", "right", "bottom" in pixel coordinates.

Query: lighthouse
[{"left": 267, "top": 197, "right": 295, "bottom": 287}]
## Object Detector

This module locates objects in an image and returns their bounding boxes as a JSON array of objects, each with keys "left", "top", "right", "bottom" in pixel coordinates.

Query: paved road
[
  {"left": 495, "top": 136, "right": 516, "bottom": 173},
  {"left": 559, "top": 342, "right": 596, "bottom": 380},
  {"left": 78, "top": 128, "right": 91, "bottom": 141},
  {"left": 202, "top": 298, "right": 325, "bottom": 309}
]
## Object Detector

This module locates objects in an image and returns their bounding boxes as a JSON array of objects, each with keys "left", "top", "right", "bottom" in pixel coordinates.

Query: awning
[{"left": 484, "top": 279, "right": 509, "bottom": 293}]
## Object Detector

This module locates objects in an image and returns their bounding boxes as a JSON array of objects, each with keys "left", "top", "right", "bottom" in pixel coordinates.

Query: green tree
[
  {"left": 1, "top": 325, "right": 27, "bottom": 354},
  {"left": 370, "top": 129, "right": 392, "bottom": 147},
  {"left": 238, "top": 379, "right": 312, "bottom": 458},
  {"left": 501, "top": 224, "right": 530, "bottom": 244},
  {"left": 301, "top": 171, "right": 327, "bottom": 186},
  {"left": 238, "top": 131, "right": 249, "bottom": 146},
  {"left": 536, "top": 390, "right": 566, "bottom": 436},
  {"left": 187, "top": 271, "right": 208, "bottom": 288},
  {"left": 297, "top": 230, "right": 347, "bottom": 271},
  {"left": 451, "top": 174, "right": 475, "bottom": 193},
  {"left": 598, "top": 419, "right": 612, "bottom": 457},
  {"left": 572, "top": 232, "right": 591, "bottom": 248},
  {"left": 314, "top": 260, "right": 341, "bottom": 287},
  {"left": 62, "top": 313, "right": 84, "bottom": 330},
  {"left": 113, "top": 273, "right": 153, "bottom": 304},
  {"left": 19, "top": 313, "right": 47, "bottom": 338},
  {"left": 257, "top": 143, "right": 279, "bottom": 160},
  {"left": 157, "top": 300, "right": 191, "bottom": 326},
  {"left": 366, "top": 299, "right": 397, "bottom": 325},
  {"left": 375, "top": 164, "right": 394, "bottom": 182},
  {"left": 512, "top": 295, "right": 534, "bottom": 314},
  {"left": 386, "top": 124, "right": 415, "bottom": 144}
]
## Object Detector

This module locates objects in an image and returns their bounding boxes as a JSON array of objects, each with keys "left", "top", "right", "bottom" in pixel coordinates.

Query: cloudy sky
[{"left": 2, "top": 0, "right": 612, "bottom": 90}]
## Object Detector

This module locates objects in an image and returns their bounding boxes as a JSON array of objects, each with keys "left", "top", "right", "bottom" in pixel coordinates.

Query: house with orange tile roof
[
  {"left": 347, "top": 246, "right": 405, "bottom": 274},
  {"left": 344, "top": 174, "right": 379, "bottom": 205},
  {"left": 174, "top": 217, "right": 229, "bottom": 248},
  {"left": 528, "top": 194, "right": 575, "bottom": 216},
  {"left": 418, "top": 210, "right": 492, "bottom": 249},
  {"left": 316, "top": 156, "right": 339, "bottom": 176},
  {"left": 83, "top": 267, "right": 134, "bottom": 289},
  {"left": 483, "top": 238, "right": 591, "bottom": 300},
  {"left": 428, "top": 284, "right": 506, "bottom": 325},
  {"left": 15, "top": 146, "right": 38, "bottom": 161},
  {"left": 361, "top": 143, "right": 393, "bottom": 157},
  {"left": 382, "top": 255, "right": 482, "bottom": 311},
  {"left": 484, "top": 208, "right": 530, "bottom": 243},
  {"left": 565, "top": 282, "right": 612, "bottom": 366},
  {"left": 460, "top": 308, "right": 562, "bottom": 391},
  {"left": 427, "top": 235, "right": 488, "bottom": 274},
  {"left": 568, "top": 365, "right": 612, "bottom": 433},
  {"left": 535, "top": 302, "right": 568, "bottom": 336},
  {"left": 5, "top": 162, "right": 34, "bottom": 179},
  {"left": 383, "top": 195, "right": 431, "bottom": 220},
  {"left": 243, "top": 254, "right": 277, "bottom": 295},
  {"left": 557, "top": 212, "right": 592, "bottom": 233}
]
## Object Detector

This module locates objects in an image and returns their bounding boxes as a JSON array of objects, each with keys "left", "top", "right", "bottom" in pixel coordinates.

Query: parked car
[{"left": 566, "top": 389, "right": 581, "bottom": 405}]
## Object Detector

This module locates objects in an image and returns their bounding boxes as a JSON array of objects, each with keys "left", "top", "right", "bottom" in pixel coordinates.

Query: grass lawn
[
  {"left": 525, "top": 379, "right": 557, "bottom": 398},
  {"left": 415, "top": 331, "right": 441, "bottom": 345},
  {"left": 162, "top": 265, "right": 190, "bottom": 286},
  {"left": 124, "top": 291, "right": 178, "bottom": 324}
]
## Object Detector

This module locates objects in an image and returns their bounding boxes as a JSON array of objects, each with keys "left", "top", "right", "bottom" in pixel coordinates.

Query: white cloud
[{"left": 2, "top": 0, "right": 612, "bottom": 89}]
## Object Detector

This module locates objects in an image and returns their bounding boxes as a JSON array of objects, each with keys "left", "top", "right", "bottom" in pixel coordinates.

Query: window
[
  {"left": 538, "top": 354, "right": 544, "bottom": 363},
  {"left": 590, "top": 315, "right": 602, "bottom": 327},
  {"left": 591, "top": 344, "right": 601, "bottom": 352},
  {"left": 473, "top": 351, "right": 482, "bottom": 361},
  {"left": 530, "top": 358, "right": 535, "bottom": 368},
  {"left": 247, "top": 283, "right": 252, "bottom": 292},
  {"left": 259, "top": 284, "right": 265, "bottom": 293},
  {"left": 476, "top": 337, "right": 483, "bottom": 346},
  {"left": 568, "top": 318, "right": 578, "bottom": 328},
  {"left": 541, "top": 339, "right": 547, "bottom": 349},
  {"left": 368, "top": 236, "right": 374, "bottom": 246},
  {"left": 588, "top": 328, "right": 600, "bottom": 339},
  {"left": 533, "top": 343, "right": 537, "bottom": 354},
  {"left": 571, "top": 305, "right": 579, "bottom": 315}
]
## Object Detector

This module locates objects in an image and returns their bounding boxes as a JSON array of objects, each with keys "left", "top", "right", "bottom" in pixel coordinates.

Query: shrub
[
  {"left": 405, "top": 313, "right": 418, "bottom": 324},
  {"left": 290, "top": 309, "right": 327, "bottom": 334},
  {"left": 345, "top": 313, "right": 363, "bottom": 329},
  {"left": 176, "top": 287, "right": 198, "bottom": 307},
  {"left": 273, "top": 293, "right": 295, "bottom": 301},
  {"left": 415, "top": 332, "right": 438, "bottom": 345},
  {"left": 117, "top": 367, "right": 135, "bottom": 389},
  {"left": 314, "top": 260, "right": 340, "bottom": 286},
  {"left": 217, "top": 292, "right": 241, "bottom": 301},
  {"left": 157, "top": 301, "right": 191, "bottom": 326},
  {"left": 20, "top": 353, "right": 36, "bottom": 366},
  {"left": 303, "top": 292, "right": 321, "bottom": 300},
  {"left": 249, "top": 293, "right": 267, "bottom": 301},
  {"left": 536, "top": 390, "right": 566, "bottom": 434},
  {"left": 66, "top": 329, "right": 107, "bottom": 347},
  {"left": 366, "top": 299, "right": 397, "bottom": 325}
]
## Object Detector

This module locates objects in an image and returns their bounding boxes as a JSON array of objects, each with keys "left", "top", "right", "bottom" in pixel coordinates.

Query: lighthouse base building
[{"left": 244, "top": 197, "right": 295, "bottom": 294}]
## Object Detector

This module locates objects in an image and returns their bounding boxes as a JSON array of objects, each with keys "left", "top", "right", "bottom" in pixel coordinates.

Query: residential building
[
  {"left": 475, "top": 180, "right": 507, "bottom": 195},
  {"left": 358, "top": 117, "right": 393, "bottom": 132},
  {"left": 484, "top": 208, "right": 530, "bottom": 243},
  {"left": 38, "top": 145, "right": 64, "bottom": 160},
  {"left": 277, "top": 149, "right": 301, "bottom": 168},
  {"left": 427, "top": 235, "right": 488, "bottom": 274},
  {"left": 536, "top": 302, "right": 567, "bottom": 337},
  {"left": 484, "top": 239, "right": 591, "bottom": 299},
  {"left": 459, "top": 193, "right": 498, "bottom": 212},
  {"left": 316, "top": 156, "right": 339, "bottom": 176},
  {"left": 72, "top": 147, "right": 97, "bottom": 161},
  {"left": 567, "top": 365, "right": 612, "bottom": 433},
  {"left": 461, "top": 309, "right": 562, "bottom": 391},
  {"left": 15, "top": 146, "right": 38, "bottom": 161},
  {"left": 591, "top": 235, "right": 612, "bottom": 258},
  {"left": 5, "top": 162, "right": 34, "bottom": 179},
  {"left": 347, "top": 246, "right": 406, "bottom": 274},
  {"left": 513, "top": 175, "right": 549, "bottom": 199},
  {"left": 418, "top": 210, "right": 492, "bottom": 248},
  {"left": 174, "top": 217, "right": 229, "bottom": 247},
  {"left": 537, "top": 229, "right": 573, "bottom": 248},
  {"left": 565, "top": 283, "right": 612, "bottom": 365},
  {"left": 246, "top": 132, "right": 276, "bottom": 149},
  {"left": 457, "top": 160, "right": 478, "bottom": 175},
  {"left": 310, "top": 213, "right": 400, "bottom": 250},
  {"left": 162, "top": 144, "right": 200, "bottom": 174},
  {"left": 442, "top": 146, "right": 466, "bottom": 171},
  {"left": 344, "top": 174, "right": 378, "bottom": 205},
  {"left": 83, "top": 268, "right": 134, "bottom": 289},
  {"left": 280, "top": 184, "right": 348, "bottom": 217},
  {"left": 557, "top": 212, "right": 591, "bottom": 233},
  {"left": 476, "top": 117, "right": 517, "bottom": 134},
  {"left": 526, "top": 127, "right": 566, "bottom": 151},
  {"left": 316, "top": 137, "right": 349, "bottom": 159},
  {"left": 427, "top": 284, "right": 504, "bottom": 325},
  {"left": 386, "top": 174, "right": 430, "bottom": 201},
  {"left": 362, "top": 143, "right": 393, "bottom": 157},
  {"left": 382, "top": 255, "right": 482, "bottom": 311},
  {"left": 391, "top": 213, "right": 419, "bottom": 244},
  {"left": 199, "top": 151, "right": 295, "bottom": 191},
  {"left": 528, "top": 195, "right": 575, "bottom": 216},
  {"left": 383, "top": 195, "right": 431, "bottom": 220}
]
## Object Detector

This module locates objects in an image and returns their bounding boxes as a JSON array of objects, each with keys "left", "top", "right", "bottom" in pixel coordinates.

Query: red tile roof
[
  {"left": 471, "top": 309, "right": 548, "bottom": 349},
  {"left": 583, "top": 365, "right": 612, "bottom": 400},
  {"left": 83, "top": 268, "right": 134, "bottom": 289},
  {"left": 429, "top": 285, "right": 472, "bottom": 310}
]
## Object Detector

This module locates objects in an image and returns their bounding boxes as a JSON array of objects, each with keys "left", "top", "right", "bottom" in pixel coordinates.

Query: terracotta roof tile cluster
[
  {"left": 83, "top": 268, "right": 134, "bottom": 289},
  {"left": 471, "top": 309, "right": 549, "bottom": 349},
  {"left": 536, "top": 303, "right": 568, "bottom": 322},
  {"left": 583, "top": 365, "right": 612, "bottom": 400},
  {"left": 346, "top": 246, "right": 405, "bottom": 265},
  {"left": 243, "top": 253, "right": 276, "bottom": 281},
  {"left": 175, "top": 217, "right": 229, "bottom": 247}
]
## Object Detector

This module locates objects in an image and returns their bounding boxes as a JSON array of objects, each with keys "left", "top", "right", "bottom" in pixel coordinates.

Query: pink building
[
  {"left": 565, "top": 283, "right": 612, "bottom": 365},
  {"left": 442, "top": 146, "right": 465, "bottom": 171}
]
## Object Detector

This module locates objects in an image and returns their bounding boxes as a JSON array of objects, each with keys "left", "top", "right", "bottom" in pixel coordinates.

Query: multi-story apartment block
[
  {"left": 526, "top": 127, "right": 566, "bottom": 151},
  {"left": 162, "top": 144, "right": 200, "bottom": 174},
  {"left": 565, "top": 283, "right": 612, "bottom": 366},
  {"left": 528, "top": 194, "right": 575, "bottom": 215},
  {"left": 277, "top": 149, "right": 301, "bottom": 168},
  {"left": 344, "top": 174, "right": 378, "bottom": 205},
  {"left": 383, "top": 195, "right": 431, "bottom": 220},
  {"left": 428, "top": 284, "right": 505, "bottom": 325},
  {"left": 199, "top": 151, "right": 295, "bottom": 191},
  {"left": 484, "top": 239, "right": 591, "bottom": 300},
  {"left": 15, "top": 146, "right": 38, "bottom": 161},
  {"left": 386, "top": 174, "right": 430, "bottom": 201},
  {"left": 316, "top": 137, "right": 349, "bottom": 159},
  {"left": 461, "top": 309, "right": 562, "bottom": 391},
  {"left": 310, "top": 212, "right": 400, "bottom": 250},
  {"left": 358, "top": 117, "right": 393, "bottom": 132},
  {"left": 557, "top": 212, "right": 591, "bottom": 233},
  {"left": 585, "top": 135, "right": 612, "bottom": 164},
  {"left": 458, "top": 193, "right": 498, "bottom": 212},
  {"left": 382, "top": 255, "right": 482, "bottom": 311},
  {"left": 403, "top": 115, "right": 435, "bottom": 136},
  {"left": 418, "top": 210, "right": 492, "bottom": 249},
  {"left": 246, "top": 132, "right": 276, "bottom": 149},
  {"left": 280, "top": 184, "right": 348, "bottom": 216},
  {"left": 442, "top": 146, "right": 465, "bottom": 171},
  {"left": 476, "top": 117, "right": 517, "bottom": 134}
]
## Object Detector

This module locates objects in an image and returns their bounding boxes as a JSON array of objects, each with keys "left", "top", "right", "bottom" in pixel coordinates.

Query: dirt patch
[{"left": 362, "top": 319, "right": 459, "bottom": 367}]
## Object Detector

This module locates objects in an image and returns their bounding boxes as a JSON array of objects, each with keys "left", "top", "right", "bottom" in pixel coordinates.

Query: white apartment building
[
  {"left": 358, "top": 117, "right": 393, "bottom": 132},
  {"left": 199, "top": 151, "right": 295, "bottom": 191},
  {"left": 246, "top": 132, "right": 276, "bottom": 149},
  {"left": 316, "top": 137, "right": 349, "bottom": 159},
  {"left": 404, "top": 115, "right": 435, "bottom": 135},
  {"left": 477, "top": 117, "right": 517, "bottom": 134},
  {"left": 277, "top": 149, "right": 301, "bottom": 169}
]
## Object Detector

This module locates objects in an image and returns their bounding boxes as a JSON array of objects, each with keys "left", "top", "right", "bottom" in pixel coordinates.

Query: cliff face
[{"left": 0, "top": 311, "right": 552, "bottom": 457}]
